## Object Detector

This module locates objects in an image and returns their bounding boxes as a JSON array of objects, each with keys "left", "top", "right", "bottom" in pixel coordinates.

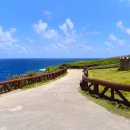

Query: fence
[
  {"left": 80, "top": 69, "right": 130, "bottom": 106},
  {"left": 0, "top": 67, "right": 67, "bottom": 94}
]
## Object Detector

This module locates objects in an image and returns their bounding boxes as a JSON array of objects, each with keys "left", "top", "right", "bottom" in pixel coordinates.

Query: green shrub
[{"left": 45, "top": 66, "right": 60, "bottom": 73}]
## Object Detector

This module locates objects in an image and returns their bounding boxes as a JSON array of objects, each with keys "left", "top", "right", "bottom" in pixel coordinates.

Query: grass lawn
[
  {"left": 89, "top": 68, "right": 130, "bottom": 100},
  {"left": 80, "top": 67, "right": 130, "bottom": 118},
  {"left": 89, "top": 67, "right": 130, "bottom": 84}
]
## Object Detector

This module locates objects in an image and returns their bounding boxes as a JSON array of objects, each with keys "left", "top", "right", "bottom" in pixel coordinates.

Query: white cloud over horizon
[
  {"left": 0, "top": 26, "right": 17, "bottom": 48},
  {"left": 33, "top": 18, "right": 95, "bottom": 57},
  {"left": 119, "top": 0, "right": 130, "bottom": 4},
  {"left": 104, "top": 20, "right": 130, "bottom": 50},
  {"left": 43, "top": 10, "right": 52, "bottom": 20},
  {"left": 59, "top": 18, "right": 74, "bottom": 35},
  {"left": 43, "top": 11, "right": 52, "bottom": 16},
  {"left": 2, "top": 18, "right": 130, "bottom": 58},
  {"left": 117, "top": 20, "right": 130, "bottom": 35},
  {"left": 105, "top": 33, "right": 126, "bottom": 49},
  {"left": 0, "top": 18, "right": 97, "bottom": 58},
  {"left": 0, "top": 26, "right": 28, "bottom": 54},
  {"left": 33, "top": 19, "right": 59, "bottom": 40}
]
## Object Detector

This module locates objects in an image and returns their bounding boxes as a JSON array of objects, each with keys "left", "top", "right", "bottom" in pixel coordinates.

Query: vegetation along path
[{"left": 0, "top": 69, "right": 130, "bottom": 130}]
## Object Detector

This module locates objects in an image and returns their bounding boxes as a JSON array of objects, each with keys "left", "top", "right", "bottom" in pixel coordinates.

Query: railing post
[
  {"left": 111, "top": 88, "right": 114, "bottom": 100},
  {"left": 83, "top": 67, "right": 88, "bottom": 77},
  {"left": 93, "top": 84, "right": 99, "bottom": 94},
  {"left": 19, "top": 80, "right": 23, "bottom": 88},
  {"left": 80, "top": 80, "right": 88, "bottom": 91}
]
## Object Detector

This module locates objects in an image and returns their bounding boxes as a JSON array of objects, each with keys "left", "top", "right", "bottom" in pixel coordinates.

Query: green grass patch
[
  {"left": 89, "top": 67, "right": 130, "bottom": 84},
  {"left": 79, "top": 88, "right": 130, "bottom": 118},
  {"left": 89, "top": 67, "right": 130, "bottom": 100},
  {"left": 63, "top": 58, "right": 119, "bottom": 67}
]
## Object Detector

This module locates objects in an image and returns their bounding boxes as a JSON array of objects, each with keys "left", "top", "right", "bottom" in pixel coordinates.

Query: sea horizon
[
  {"left": 0, "top": 58, "right": 100, "bottom": 82},
  {"left": 0, "top": 57, "right": 102, "bottom": 59}
]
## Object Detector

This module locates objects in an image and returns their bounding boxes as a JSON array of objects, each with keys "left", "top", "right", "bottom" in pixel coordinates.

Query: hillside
[{"left": 62, "top": 57, "right": 120, "bottom": 67}]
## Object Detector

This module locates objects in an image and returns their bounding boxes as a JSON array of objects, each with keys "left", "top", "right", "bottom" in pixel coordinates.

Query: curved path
[{"left": 0, "top": 69, "right": 130, "bottom": 130}]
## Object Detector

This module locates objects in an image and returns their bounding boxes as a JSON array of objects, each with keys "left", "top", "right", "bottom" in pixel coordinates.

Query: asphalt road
[{"left": 0, "top": 69, "right": 130, "bottom": 130}]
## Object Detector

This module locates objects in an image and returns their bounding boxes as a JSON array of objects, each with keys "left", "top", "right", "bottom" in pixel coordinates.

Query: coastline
[{"left": 0, "top": 58, "right": 91, "bottom": 82}]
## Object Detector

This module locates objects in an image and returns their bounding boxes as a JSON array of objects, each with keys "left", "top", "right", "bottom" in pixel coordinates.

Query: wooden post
[
  {"left": 80, "top": 80, "right": 88, "bottom": 91},
  {"left": 19, "top": 81, "right": 23, "bottom": 88},
  {"left": 111, "top": 88, "right": 114, "bottom": 100},
  {"left": 93, "top": 84, "right": 99, "bottom": 94}
]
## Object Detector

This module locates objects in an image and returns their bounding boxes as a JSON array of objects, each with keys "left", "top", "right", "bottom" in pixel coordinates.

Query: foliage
[
  {"left": 45, "top": 66, "right": 60, "bottom": 73},
  {"left": 11, "top": 66, "right": 61, "bottom": 80},
  {"left": 11, "top": 71, "right": 40, "bottom": 79}
]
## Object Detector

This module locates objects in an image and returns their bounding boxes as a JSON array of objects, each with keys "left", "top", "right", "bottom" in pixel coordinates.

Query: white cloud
[
  {"left": 59, "top": 18, "right": 74, "bottom": 35},
  {"left": 43, "top": 10, "right": 52, "bottom": 20},
  {"left": 105, "top": 33, "right": 126, "bottom": 48},
  {"left": 66, "top": 18, "right": 74, "bottom": 29},
  {"left": 33, "top": 19, "right": 59, "bottom": 40},
  {"left": 109, "top": 33, "right": 117, "bottom": 41},
  {"left": 117, "top": 20, "right": 130, "bottom": 35},
  {"left": 33, "top": 20, "right": 48, "bottom": 34},
  {"left": 119, "top": 0, "right": 130, "bottom": 4},
  {"left": 33, "top": 18, "right": 94, "bottom": 57},
  {"left": 0, "top": 26, "right": 29, "bottom": 55},
  {"left": 43, "top": 11, "right": 52, "bottom": 16},
  {"left": 0, "top": 26, "right": 17, "bottom": 48},
  {"left": 110, "top": 34, "right": 126, "bottom": 46},
  {"left": 59, "top": 23, "right": 67, "bottom": 35},
  {"left": 116, "top": 20, "right": 123, "bottom": 29},
  {"left": 105, "top": 41, "right": 114, "bottom": 48},
  {"left": 13, "top": 44, "right": 27, "bottom": 54}
]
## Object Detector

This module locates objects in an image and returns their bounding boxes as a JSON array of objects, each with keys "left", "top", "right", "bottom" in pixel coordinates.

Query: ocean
[{"left": 0, "top": 58, "right": 96, "bottom": 82}]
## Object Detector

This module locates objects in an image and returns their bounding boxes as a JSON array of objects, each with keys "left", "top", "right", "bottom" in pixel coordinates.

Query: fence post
[
  {"left": 19, "top": 80, "right": 23, "bottom": 88},
  {"left": 111, "top": 88, "right": 114, "bottom": 100},
  {"left": 80, "top": 80, "right": 88, "bottom": 91},
  {"left": 93, "top": 84, "right": 99, "bottom": 94}
]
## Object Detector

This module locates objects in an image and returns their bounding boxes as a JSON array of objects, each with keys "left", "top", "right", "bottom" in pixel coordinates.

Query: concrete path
[{"left": 0, "top": 69, "right": 130, "bottom": 130}]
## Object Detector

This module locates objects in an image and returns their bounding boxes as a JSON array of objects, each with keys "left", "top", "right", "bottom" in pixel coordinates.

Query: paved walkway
[{"left": 0, "top": 69, "right": 130, "bottom": 130}]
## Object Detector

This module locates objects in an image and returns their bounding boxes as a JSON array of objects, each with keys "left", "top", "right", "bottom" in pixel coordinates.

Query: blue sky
[{"left": 0, "top": 0, "right": 130, "bottom": 58}]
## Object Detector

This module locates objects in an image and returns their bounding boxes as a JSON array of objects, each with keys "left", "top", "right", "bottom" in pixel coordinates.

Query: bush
[{"left": 45, "top": 66, "right": 60, "bottom": 73}]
